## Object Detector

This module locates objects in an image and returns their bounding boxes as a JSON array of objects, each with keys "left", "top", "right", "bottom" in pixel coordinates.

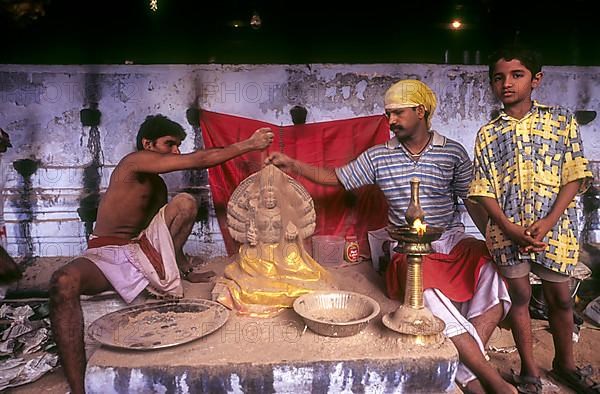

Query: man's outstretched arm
[
  {"left": 267, "top": 152, "right": 341, "bottom": 186},
  {"left": 122, "top": 127, "right": 274, "bottom": 174}
]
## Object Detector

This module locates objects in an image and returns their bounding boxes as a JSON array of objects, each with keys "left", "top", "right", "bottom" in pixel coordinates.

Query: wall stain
[
  {"left": 12, "top": 158, "right": 39, "bottom": 263},
  {"left": 182, "top": 107, "right": 210, "bottom": 229}
]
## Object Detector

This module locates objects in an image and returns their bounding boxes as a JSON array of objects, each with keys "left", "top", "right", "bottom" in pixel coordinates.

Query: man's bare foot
[
  {"left": 179, "top": 256, "right": 216, "bottom": 283},
  {"left": 185, "top": 270, "right": 216, "bottom": 283}
]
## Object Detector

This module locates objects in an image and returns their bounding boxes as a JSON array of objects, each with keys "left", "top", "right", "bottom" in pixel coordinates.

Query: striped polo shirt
[{"left": 335, "top": 131, "right": 472, "bottom": 229}]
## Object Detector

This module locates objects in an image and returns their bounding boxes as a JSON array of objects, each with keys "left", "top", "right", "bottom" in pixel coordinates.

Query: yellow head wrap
[{"left": 384, "top": 79, "right": 437, "bottom": 129}]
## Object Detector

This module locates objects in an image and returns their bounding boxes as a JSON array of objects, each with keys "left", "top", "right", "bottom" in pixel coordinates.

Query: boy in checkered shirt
[{"left": 468, "top": 46, "right": 596, "bottom": 394}]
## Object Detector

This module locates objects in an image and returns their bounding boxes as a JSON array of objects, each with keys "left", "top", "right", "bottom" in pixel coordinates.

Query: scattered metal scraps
[
  {"left": 0, "top": 303, "right": 58, "bottom": 391},
  {"left": 487, "top": 345, "right": 517, "bottom": 354},
  {"left": 0, "top": 353, "right": 58, "bottom": 391}
]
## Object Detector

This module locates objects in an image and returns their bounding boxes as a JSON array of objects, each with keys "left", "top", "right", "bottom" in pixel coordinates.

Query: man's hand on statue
[
  {"left": 266, "top": 152, "right": 295, "bottom": 171},
  {"left": 249, "top": 127, "right": 274, "bottom": 150}
]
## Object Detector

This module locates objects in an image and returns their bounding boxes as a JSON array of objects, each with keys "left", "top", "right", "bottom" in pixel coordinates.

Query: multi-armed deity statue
[{"left": 213, "top": 165, "right": 335, "bottom": 317}]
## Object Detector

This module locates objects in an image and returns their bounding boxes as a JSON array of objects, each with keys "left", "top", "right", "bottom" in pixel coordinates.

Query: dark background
[{"left": 1, "top": 0, "right": 599, "bottom": 65}]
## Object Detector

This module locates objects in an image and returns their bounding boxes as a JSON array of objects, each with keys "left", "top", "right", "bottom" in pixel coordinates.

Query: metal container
[
  {"left": 293, "top": 291, "right": 380, "bottom": 337},
  {"left": 583, "top": 184, "right": 600, "bottom": 244},
  {"left": 312, "top": 235, "right": 345, "bottom": 266},
  {"left": 88, "top": 299, "right": 229, "bottom": 350}
]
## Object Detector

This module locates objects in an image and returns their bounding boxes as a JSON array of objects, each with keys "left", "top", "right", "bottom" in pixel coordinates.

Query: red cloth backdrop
[{"left": 200, "top": 110, "right": 390, "bottom": 256}]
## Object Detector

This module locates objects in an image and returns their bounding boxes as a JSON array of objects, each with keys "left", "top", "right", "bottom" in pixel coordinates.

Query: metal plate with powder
[{"left": 88, "top": 299, "right": 229, "bottom": 350}]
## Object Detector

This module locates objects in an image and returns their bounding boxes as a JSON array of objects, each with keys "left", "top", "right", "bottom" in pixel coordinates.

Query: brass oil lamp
[{"left": 382, "top": 178, "right": 446, "bottom": 345}]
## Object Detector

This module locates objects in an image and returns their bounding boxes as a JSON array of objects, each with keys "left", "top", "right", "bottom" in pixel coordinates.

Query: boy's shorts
[{"left": 498, "top": 261, "right": 570, "bottom": 283}]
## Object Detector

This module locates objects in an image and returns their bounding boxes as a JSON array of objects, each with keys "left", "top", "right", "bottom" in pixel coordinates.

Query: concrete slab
[{"left": 86, "top": 259, "right": 459, "bottom": 393}]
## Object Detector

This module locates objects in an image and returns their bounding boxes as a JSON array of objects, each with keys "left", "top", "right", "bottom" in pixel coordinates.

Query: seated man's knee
[
  {"left": 172, "top": 193, "right": 198, "bottom": 217},
  {"left": 49, "top": 267, "right": 81, "bottom": 302}
]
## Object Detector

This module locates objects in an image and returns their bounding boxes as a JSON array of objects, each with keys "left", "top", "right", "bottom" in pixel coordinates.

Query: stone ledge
[
  {"left": 86, "top": 261, "right": 459, "bottom": 393},
  {"left": 87, "top": 357, "right": 458, "bottom": 394}
]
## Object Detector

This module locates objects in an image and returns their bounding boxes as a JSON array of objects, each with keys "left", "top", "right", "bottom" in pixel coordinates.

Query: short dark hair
[
  {"left": 488, "top": 46, "right": 543, "bottom": 81},
  {"left": 136, "top": 115, "right": 186, "bottom": 151}
]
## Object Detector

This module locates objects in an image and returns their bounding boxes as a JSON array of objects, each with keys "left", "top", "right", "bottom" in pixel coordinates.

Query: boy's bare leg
[
  {"left": 164, "top": 193, "right": 214, "bottom": 282},
  {"left": 49, "top": 258, "right": 112, "bottom": 394},
  {"left": 505, "top": 276, "right": 540, "bottom": 378},
  {"left": 542, "top": 280, "right": 576, "bottom": 370}
]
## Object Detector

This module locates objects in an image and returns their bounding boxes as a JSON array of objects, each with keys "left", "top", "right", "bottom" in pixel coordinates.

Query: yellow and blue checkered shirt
[{"left": 468, "top": 102, "right": 592, "bottom": 275}]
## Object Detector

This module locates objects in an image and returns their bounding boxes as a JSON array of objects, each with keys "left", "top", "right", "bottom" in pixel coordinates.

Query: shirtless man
[{"left": 49, "top": 114, "right": 273, "bottom": 394}]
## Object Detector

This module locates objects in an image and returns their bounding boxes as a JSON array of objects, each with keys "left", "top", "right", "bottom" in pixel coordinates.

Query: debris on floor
[{"left": 0, "top": 302, "right": 58, "bottom": 391}]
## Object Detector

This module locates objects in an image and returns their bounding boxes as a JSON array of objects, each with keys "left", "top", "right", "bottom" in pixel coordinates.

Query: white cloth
[
  {"left": 425, "top": 262, "right": 510, "bottom": 385},
  {"left": 425, "top": 228, "right": 511, "bottom": 386},
  {"left": 369, "top": 226, "right": 511, "bottom": 386},
  {"left": 369, "top": 227, "right": 511, "bottom": 385},
  {"left": 81, "top": 206, "right": 183, "bottom": 303},
  {"left": 367, "top": 226, "right": 472, "bottom": 268}
]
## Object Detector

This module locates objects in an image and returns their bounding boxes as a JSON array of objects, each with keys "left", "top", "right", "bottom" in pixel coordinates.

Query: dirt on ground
[{"left": 4, "top": 248, "right": 600, "bottom": 393}]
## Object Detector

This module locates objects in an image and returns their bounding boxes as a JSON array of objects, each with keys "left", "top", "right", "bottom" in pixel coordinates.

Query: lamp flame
[{"left": 412, "top": 218, "right": 427, "bottom": 236}]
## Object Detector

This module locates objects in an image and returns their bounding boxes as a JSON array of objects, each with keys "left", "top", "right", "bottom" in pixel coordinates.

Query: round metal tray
[{"left": 88, "top": 299, "right": 229, "bottom": 350}]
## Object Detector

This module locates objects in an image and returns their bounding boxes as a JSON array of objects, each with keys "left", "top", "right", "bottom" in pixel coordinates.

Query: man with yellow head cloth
[{"left": 268, "top": 79, "right": 516, "bottom": 393}]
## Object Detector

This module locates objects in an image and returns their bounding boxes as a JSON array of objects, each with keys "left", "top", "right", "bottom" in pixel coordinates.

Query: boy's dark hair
[
  {"left": 136, "top": 114, "right": 186, "bottom": 151},
  {"left": 488, "top": 46, "right": 543, "bottom": 81}
]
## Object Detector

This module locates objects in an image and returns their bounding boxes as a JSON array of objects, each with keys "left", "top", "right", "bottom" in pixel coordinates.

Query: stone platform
[{"left": 84, "top": 259, "right": 458, "bottom": 393}]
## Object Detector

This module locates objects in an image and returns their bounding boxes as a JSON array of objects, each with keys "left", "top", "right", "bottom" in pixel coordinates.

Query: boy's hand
[
  {"left": 504, "top": 221, "right": 547, "bottom": 252},
  {"left": 266, "top": 152, "right": 295, "bottom": 171},
  {"left": 521, "top": 218, "right": 553, "bottom": 252},
  {"left": 248, "top": 128, "right": 274, "bottom": 150}
]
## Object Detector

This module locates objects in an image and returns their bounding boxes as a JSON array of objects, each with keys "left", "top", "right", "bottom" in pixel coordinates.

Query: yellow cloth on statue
[{"left": 215, "top": 242, "right": 334, "bottom": 317}]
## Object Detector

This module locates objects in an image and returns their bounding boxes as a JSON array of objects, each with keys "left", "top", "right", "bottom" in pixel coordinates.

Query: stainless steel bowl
[{"left": 293, "top": 291, "right": 380, "bottom": 337}]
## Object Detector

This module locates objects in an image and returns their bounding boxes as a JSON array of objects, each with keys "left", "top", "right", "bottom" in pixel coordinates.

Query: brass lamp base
[{"left": 382, "top": 304, "right": 445, "bottom": 345}]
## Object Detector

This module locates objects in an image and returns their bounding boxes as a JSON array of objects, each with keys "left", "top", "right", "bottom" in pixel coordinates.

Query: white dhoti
[
  {"left": 374, "top": 227, "right": 511, "bottom": 386},
  {"left": 80, "top": 206, "right": 183, "bottom": 303},
  {"left": 422, "top": 228, "right": 511, "bottom": 386},
  {"left": 424, "top": 261, "right": 510, "bottom": 385}
]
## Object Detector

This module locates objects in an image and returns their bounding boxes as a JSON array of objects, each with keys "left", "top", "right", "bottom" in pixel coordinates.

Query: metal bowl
[{"left": 293, "top": 291, "right": 380, "bottom": 337}]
